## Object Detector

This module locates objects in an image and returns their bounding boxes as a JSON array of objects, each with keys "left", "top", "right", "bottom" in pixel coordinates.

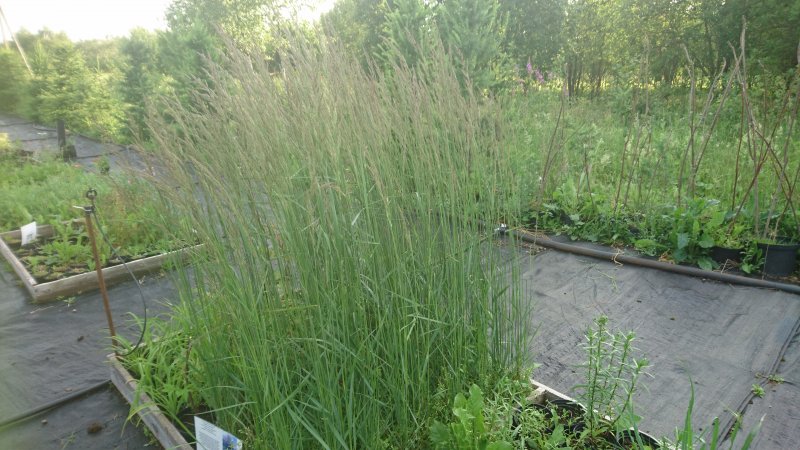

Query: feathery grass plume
[{"left": 147, "top": 35, "right": 529, "bottom": 448}]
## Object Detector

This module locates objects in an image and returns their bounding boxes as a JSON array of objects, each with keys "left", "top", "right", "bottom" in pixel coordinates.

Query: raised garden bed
[
  {"left": 0, "top": 221, "right": 196, "bottom": 303},
  {"left": 108, "top": 346, "right": 592, "bottom": 450},
  {"left": 108, "top": 352, "right": 193, "bottom": 449}
]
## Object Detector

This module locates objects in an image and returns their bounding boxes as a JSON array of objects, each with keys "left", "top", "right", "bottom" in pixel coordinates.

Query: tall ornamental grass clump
[{"left": 148, "top": 38, "right": 528, "bottom": 448}]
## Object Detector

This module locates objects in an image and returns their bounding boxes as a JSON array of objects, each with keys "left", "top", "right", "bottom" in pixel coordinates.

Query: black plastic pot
[
  {"left": 757, "top": 240, "right": 800, "bottom": 276},
  {"left": 617, "top": 429, "right": 662, "bottom": 449},
  {"left": 514, "top": 398, "right": 587, "bottom": 443},
  {"left": 514, "top": 399, "right": 662, "bottom": 449},
  {"left": 710, "top": 245, "right": 742, "bottom": 264}
]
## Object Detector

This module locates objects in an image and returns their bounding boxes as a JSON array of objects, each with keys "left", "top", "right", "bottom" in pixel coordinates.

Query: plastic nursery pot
[
  {"left": 710, "top": 245, "right": 742, "bottom": 264},
  {"left": 757, "top": 239, "right": 800, "bottom": 277},
  {"left": 616, "top": 429, "right": 662, "bottom": 449}
]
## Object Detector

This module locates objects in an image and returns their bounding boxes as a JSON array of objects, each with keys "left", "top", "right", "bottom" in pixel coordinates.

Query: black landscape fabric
[
  {"left": 511, "top": 240, "right": 800, "bottom": 447},
  {"left": 0, "top": 114, "right": 147, "bottom": 172},
  {"left": 2, "top": 242, "right": 799, "bottom": 449},
  {"left": 0, "top": 262, "right": 176, "bottom": 449}
]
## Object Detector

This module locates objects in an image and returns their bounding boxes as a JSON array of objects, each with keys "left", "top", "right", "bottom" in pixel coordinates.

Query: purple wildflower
[
  {"left": 534, "top": 68, "right": 545, "bottom": 85},
  {"left": 526, "top": 58, "right": 533, "bottom": 75}
]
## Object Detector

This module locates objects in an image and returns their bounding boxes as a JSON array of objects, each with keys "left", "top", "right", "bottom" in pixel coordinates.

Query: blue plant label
[{"left": 194, "top": 416, "right": 242, "bottom": 450}]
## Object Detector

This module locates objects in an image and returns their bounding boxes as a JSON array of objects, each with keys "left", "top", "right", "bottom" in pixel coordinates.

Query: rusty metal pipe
[{"left": 83, "top": 205, "right": 117, "bottom": 349}]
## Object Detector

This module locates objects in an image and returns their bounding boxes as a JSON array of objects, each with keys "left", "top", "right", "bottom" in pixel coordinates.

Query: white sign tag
[
  {"left": 20, "top": 222, "right": 37, "bottom": 246},
  {"left": 194, "top": 416, "right": 242, "bottom": 450}
]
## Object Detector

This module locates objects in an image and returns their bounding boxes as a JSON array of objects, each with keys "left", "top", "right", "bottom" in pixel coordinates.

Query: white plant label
[
  {"left": 20, "top": 221, "right": 37, "bottom": 246},
  {"left": 194, "top": 416, "right": 242, "bottom": 450}
]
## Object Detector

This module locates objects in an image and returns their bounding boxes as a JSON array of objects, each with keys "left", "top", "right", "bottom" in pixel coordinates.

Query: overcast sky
[{"left": 0, "top": 0, "right": 333, "bottom": 42}]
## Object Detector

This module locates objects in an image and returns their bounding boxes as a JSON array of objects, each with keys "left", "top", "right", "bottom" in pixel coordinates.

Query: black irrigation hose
[
  {"left": 0, "top": 380, "right": 110, "bottom": 429},
  {"left": 511, "top": 230, "right": 800, "bottom": 296}
]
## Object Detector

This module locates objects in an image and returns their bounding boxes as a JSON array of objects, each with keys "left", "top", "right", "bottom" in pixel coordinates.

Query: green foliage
[
  {"left": 380, "top": 0, "right": 508, "bottom": 92},
  {"left": 119, "top": 312, "right": 200, "bottom": 437},
  {"left": 320, "top": 0, "right": 386, "bottom": 69},
  {"left": 0, "top": 153, "right": 178, "bottom": 280},
  {"left": 148, "top": 38, "right": 528, "bottom": 448},
  {"left": 0, "top": 155, "right": 103, "bottom": 230},
  {"left": 166, "top": 0, "right": 286, "bottom": 55},
  {"left": 429, "top": 318, "right": 761, "bottom": 450},
  {"left": 0, "top": 48, "right": 31, "bottom": 114},
  {"left": 0, "top": 133, "right": 18, "bottom": 157},
  {"left": 716, "top": 0, "right": 800, "bottom": 75},
  {"left": 430, "top": 385, "right": 513, "bottom": 450},
  {"left": 381, "top": 0, "right": 437, "bottom": 70},
  {"left": 499, "top": 0, "right": 564, "bottom": 71},
  {"left": 667, "top": 199, "right": 716, "bottom": 270},
  {"left": 96, "top": 155, "right": 111, "bottom": 174},
  {"left": 119, "top": 28, "right": 165, "bottom": 137},
  {"left": 670, "top": 383, "right": 761, "bottom": 450},
  {"left": 436, "top": 0, "right": 507, "bottom": 91},
  {"left": 39, "top": 222, "right": 94, "bottom": 269},
  {"left": 27, "top": 37, "right": 125, "bottom": 140},
  {"left": 576, "top": 316, "right": 649, "bottom": 438}
]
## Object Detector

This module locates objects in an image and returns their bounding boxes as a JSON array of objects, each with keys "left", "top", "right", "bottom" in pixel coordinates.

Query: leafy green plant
[
  {"left": 514, "top": 406, "right": 574, "bottom": 450},
  {"left": 435, "top": 318, "right": 764, "bottom": 450},
  {"left": 119, "top": 312, "right": 200, "bottom": 437},
  {"left": 430, "top": 385, "right": 513, "bottom": 450},
  {"left": 1, "top": 152, "right": 182, "bottom": 280},
  {"left": 575, "top": 316, "right": 650, "bottom": 441},
  {"left": 669, "top": 383, "right": 761, "bottom": 450},
  {"left": 703, "top": 207, "right": 747, "bottom": 249},
  {"left": 0, "top": 133, "right": 19, "bottom": 158},
  {"left": 96, "top": 155, "right": 111, "bottom": 174},
  {"left": 739, "top": 241, "right": 763, "bottom": 274},
  {"left": 667, "top": 199, "right": 716, "bottom": 270},
  {"left": 750, "top": 384, "right": 765, "bottom": 398},
  {"left": 766, "top": 374, "right": 784, "bottom": 384},
  {"left": 39, "top": 222, "right": 94, "bottom": 269}
]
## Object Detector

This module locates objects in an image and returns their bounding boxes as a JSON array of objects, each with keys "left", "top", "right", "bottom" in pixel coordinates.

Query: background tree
[
  {"left": 119, "top": 28, "right": 165, "bottom": 137},
  {"left": 320, "top": 0, "right": 386, "bottom": 69},
  {"left": 0, "top": 48, "right": 30, "bottom": 114},
  {"left": 716, "top": 0, "right": 800, "bottom": 77},
  {"left": 27, "top": 38, "right": 124, "bottom": 140},
  {"left": 436, "top": 0, "right": 506, "bottom": 91},
  {"left": 499, "top": 0, "right": 564, "bottom": 72},
  {"left": 381, "top": 0, "right": 436, "bottom": 70}
]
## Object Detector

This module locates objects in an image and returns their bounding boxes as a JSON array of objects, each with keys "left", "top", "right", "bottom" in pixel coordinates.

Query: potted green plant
[{"left": 704, "top": 209, "right": 746, "bottom": 265}]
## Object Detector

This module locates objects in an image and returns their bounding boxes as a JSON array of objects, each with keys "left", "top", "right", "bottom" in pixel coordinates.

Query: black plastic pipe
[
  {"left": 511, "top": 230, "right": 800, "bottom": 296},
  {"left": 0, "top": 380, "right": 110, "bottom": 429}
]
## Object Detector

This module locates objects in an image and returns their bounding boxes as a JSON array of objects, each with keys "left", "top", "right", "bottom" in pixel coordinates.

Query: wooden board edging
[
  {"left": 0, "top": 230, "right": 37, "bottom": 292},
  {"left": 108, "top": 354, "right": 574, "bottom": 450},
  {"left": 0, "top": 224, "right": 199, "bottom": 303},
  {"left": 108, "top": 353, "right": 193, "bottom": 450},
  {"left": 528, "top": 378, "right": 576, "bottom": 405}
]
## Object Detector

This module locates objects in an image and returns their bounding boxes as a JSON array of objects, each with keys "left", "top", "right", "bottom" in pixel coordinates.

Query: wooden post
[
  {"left": 57, "top": 120, "right": 66, "bottom": 150},
  {"left": 57, "top": 120, "right": 77, "bottom": 160}
]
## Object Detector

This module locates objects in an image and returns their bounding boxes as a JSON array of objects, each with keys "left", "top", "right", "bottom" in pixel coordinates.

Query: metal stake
[{"left": 82, "top": 189, "right": 117, "bottom": 352}]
